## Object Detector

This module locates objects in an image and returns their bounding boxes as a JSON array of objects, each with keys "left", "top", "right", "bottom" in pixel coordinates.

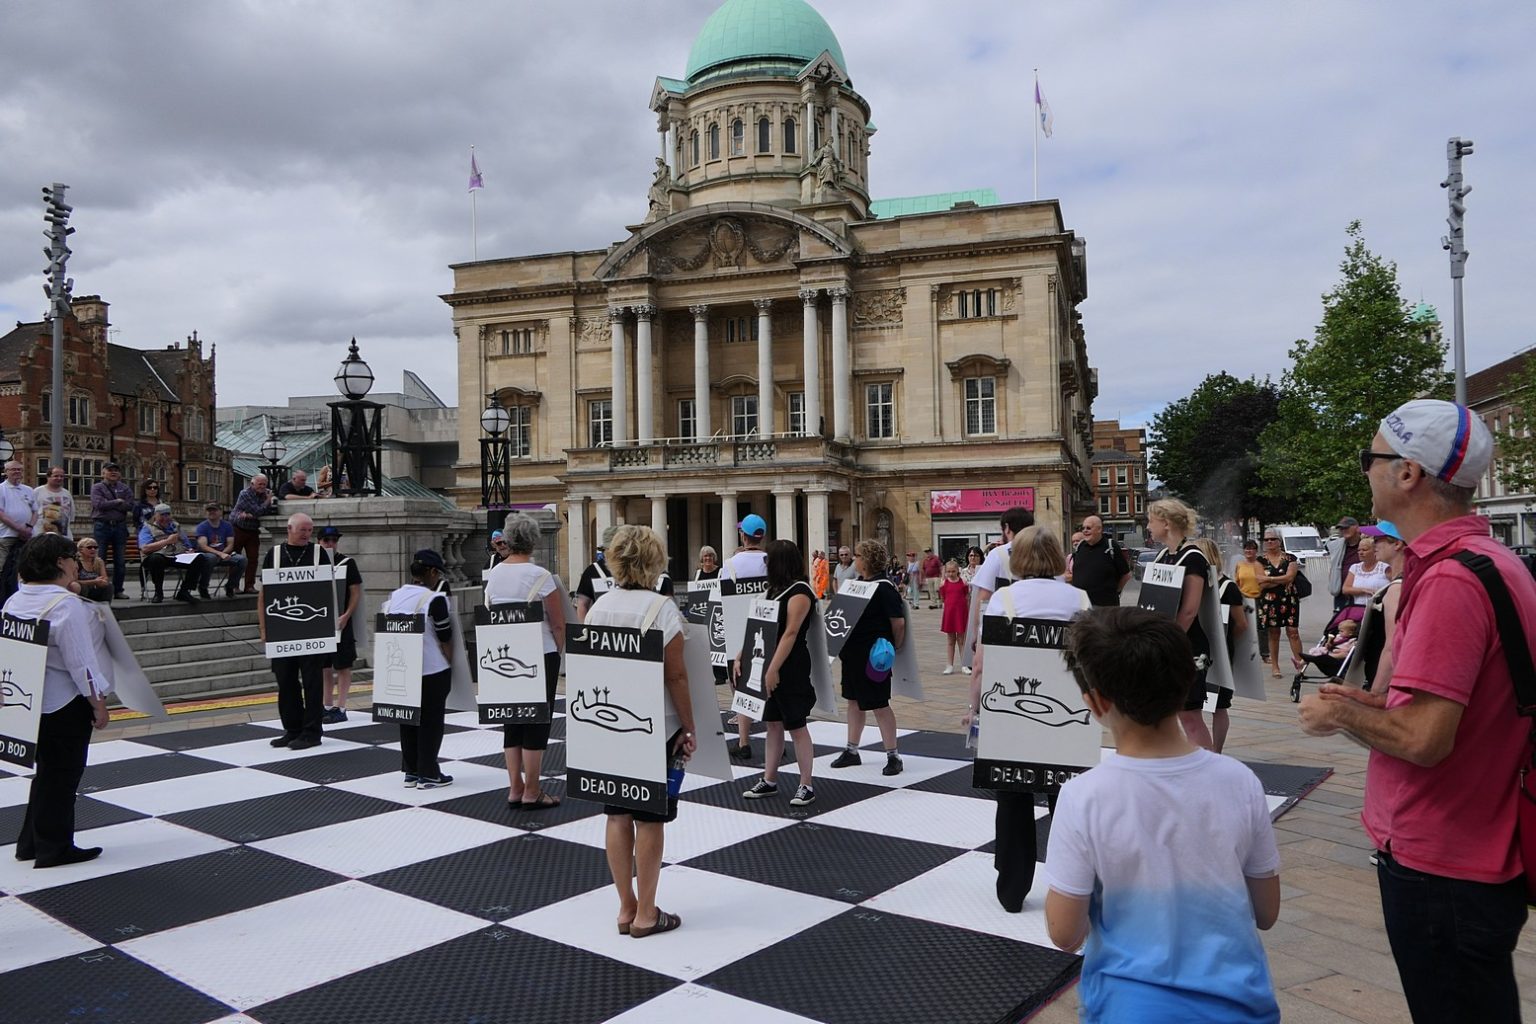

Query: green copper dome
[
  {"left": 685, "top": 0, "right": 847, "bottom": 82},
  {"left": 1408, "top": 300, "right": 1440, "bottom": 324}
]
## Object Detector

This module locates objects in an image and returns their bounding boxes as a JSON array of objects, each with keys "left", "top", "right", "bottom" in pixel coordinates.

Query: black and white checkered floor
[{"left": 0, "top": 704, "right": 1330, "bottom": 1024}]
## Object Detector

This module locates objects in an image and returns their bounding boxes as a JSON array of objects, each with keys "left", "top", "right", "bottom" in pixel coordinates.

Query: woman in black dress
[
  {"left": 1255, "top": 530, "right": 1301, "bottom": 678},
  {"left": 740, "top": 540, "right": 818, "bottom": 807},
  {"left": 830, "top": 539, "right": 908, "bottom": 776},
  {"left": 1146, "top": 498, "right": 1214, "bottom": 751}
]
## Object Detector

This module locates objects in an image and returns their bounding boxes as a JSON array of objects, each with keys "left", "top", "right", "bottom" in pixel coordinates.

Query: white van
[{"left": 1273, "top": 525, "right": 1328, "bottom": 563}]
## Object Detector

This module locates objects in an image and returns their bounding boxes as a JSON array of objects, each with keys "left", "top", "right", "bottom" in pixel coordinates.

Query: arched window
[
  {"left": 690, "top": 130, "right": 700, "bottom": 167},
  {"left": 757, "top": 117, "right": 771, "bottom": 154},
  {"left": 730, "top": 118, "right": 744, "bottom": 156},
  {"left": 708, "top": 123, "right": 720, "bottom": 160},
  {"left": 783, "top": 117, "right": 798, "bottom": 154}
]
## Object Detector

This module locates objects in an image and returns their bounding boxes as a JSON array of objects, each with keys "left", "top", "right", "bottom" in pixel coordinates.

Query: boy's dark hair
[
  {"left": 1063, "top": 607, "right": 1194, "bottom": 726},
  {"left": 765, "top": 538, "right": 806, "bottom": 594},
  {"left": 999, "top": 506, "right": 1034, "bottom": 536}
]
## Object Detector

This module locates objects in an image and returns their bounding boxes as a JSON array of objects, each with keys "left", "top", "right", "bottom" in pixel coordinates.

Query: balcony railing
[{"left": 567, "top": 431, "right": 852, "bottom": 474}]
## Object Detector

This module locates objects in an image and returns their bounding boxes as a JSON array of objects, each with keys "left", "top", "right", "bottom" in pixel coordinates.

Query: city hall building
[{"left": 446, "top": 0, "right": 1098, "bottom": 581}]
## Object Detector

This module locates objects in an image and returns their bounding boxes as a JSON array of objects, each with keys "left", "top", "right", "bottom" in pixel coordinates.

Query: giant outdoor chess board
[{"left": 0, "top": 704, "right": 1330, "bottom": 1024}]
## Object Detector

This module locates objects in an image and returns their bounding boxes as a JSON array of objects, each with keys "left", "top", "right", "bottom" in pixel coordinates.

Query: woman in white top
[
  {"left": 1342, "top": 536, "right": 1392, "bottom": 606},
  {"left": 484, "top": 514, "right": 567, "bottom": 810},
  {"left": 586, "top": 525, "right": 696, "bottom": 938},
  {"left": 967, "top": 526, "right": 1085, "bottom": 913},
  {"left": 4, "top": 534, "right": 114, "bottom": 867}
]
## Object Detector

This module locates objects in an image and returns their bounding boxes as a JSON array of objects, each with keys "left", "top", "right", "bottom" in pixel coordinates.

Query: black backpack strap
[{"left": 1450, "top": 551, "right": 1536, "bottom": 716}]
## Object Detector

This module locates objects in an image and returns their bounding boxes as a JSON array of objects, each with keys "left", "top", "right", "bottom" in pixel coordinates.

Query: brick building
[
  {"left": 1089, "top": 419, "right": 1148, "bottom": 544},
  {"left": 0, "top": 295, "right": 231, "bottom": 515},
  {"left": 1468, "top": 345, "right": 1536, "bottom": 548}
]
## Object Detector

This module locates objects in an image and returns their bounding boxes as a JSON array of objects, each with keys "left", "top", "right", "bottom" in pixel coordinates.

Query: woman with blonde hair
[
  {"left": 584, "top": 525, "right": 696, "bottom": 937},
  {"left": 830, "top": 538, "right": 908, "bottom": 776},
  {"left": 1146, "top": 498, "right": 1215, "bottom": 750}
]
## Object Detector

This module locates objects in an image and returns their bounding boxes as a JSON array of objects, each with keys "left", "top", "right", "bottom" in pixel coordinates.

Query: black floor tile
[
  {"left": 432, "top": 780, "right": 597, "bottom": 832},
  {"left": 905, "top": 764, "right": 997, "bottom": 800},
  {"left": 1244, "top": 760, "right": 1333, "bottom": 798},
  {"left": 163, "top": 786, "right": 405, "bottom": 843},
  {"left": 365, "top": 833, "right": 611, "bottom": 920},
  {"left": 250, "top": 746, "right": 403, "bottom": 784},
  {"left": 883, "top": 729, "right": 971, "bottom": 762},
  {"left": 684, "top": 821, "right": 964, "bottom": 903},
  {"left": 328, "top": 721, "right": 474, "bottom": 746},
  {"left": 22, "top": 846, "right": 344, "bottom": 943},
  {"left": 1, "top": 947, "right": 232, "bottom": 1024},
  {"left": 0, "top": 794, "right": 148, "bottom": 843},
  {"left": 78, "top": 753, "right": 229, "bottom": 793},
  {"left": 132, "top": 723, "right": 276, "bottom": 751},
  {"left": 700, "top": 909, "right": 1080, "bottom": 1024},
  {"left": 249, "top": 925, "right": 676, "bottom": 1024},
  {"left": 682, "top": 775, "right": 889, "bottom": 820}
]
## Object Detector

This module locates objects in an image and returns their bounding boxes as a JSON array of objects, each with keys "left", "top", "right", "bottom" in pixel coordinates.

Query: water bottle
[
  {"left": 666, "top": 754, "right": 686, "bottom": 798},
  {"left": 966, "top": 713, "right": 980, "bottom": 750}
]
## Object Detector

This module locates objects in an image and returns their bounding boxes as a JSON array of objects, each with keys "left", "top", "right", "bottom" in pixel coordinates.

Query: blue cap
[
  {"left": 1375, "top": 520, "right": 1404, "bottom": 542},
  {"left": 413, "top": 548, "right": 446, "bottom": 570},
  {"left": 866, "top": 637, "right": 895, "bottom": 681},
  {"left": 739, "top": 513, "right": 767, "bottom": 538},
  {"left": 490, "top": 530, "right": 504, "bottom": 541}
]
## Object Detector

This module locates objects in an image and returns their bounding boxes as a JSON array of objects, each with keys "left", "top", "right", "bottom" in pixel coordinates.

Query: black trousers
[
  {"left": 400, "top": 668, "right": 452, "bottom": 779},
  {"left": 273, "top": 655, "right": 325, "bottom": 741},
  {"left": 16, "top": 696, "right": 94, "bottom": 862},
  {"left": 143, "top": 551, "right": 210, "bottom": 595},
  {"left": 994, "top": 789, "right": 1057, "bottom": 910}
]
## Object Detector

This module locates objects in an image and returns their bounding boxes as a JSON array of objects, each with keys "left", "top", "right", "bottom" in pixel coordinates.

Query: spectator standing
[
  {"left": 694, "top": 546, "right": 720, "bottom": 580},
  {"left": 903, "top": 550, "right": 922, "bottom": 607},
  {"left": 131, "top": 480, "right": 162, "bottom": 533},
  {"left": 1235, "top": 538, "right": 1267, "bottom": 662},
  {"left": 317, "top": 525, "right": 363, "bottom": 723},
  {"left": 921, "top": 547, "right": 942, "bottom": 608},
  {"left": 1342, "top": 536, "right": 1392, "bottom": 606},
  {"left": 0, "top": 460, "right": 40, "bottom": 600},
  {"left": 811, "top": 548, "right": 830, "bottom": 599},
  {"left": 1326, "top": 516, "right": 1363, "bottom": 612},
  {"left": 33, "top": 467, "right": 75, "bottom": 539},
  {"left": 831, "top": 545, "right": 857, "bottom": 593},
  {"left": 1300, "top": 399, "right": 1535, "bottom": 1023},
  {"left": 194, "top": 503, "right": 247, "bottom": 598},
  {"left": 314, "top": 465, "right": 334, "bottom": 498},
  {"left": 89, "top": 462, "right": 134, "bottom": 599},
  {"left": 139, "top": 504, "right": 210, "bottom": 603},
  {"left": 230, "top": 474, "right": 278, "bottom": 593},
  {"left": 277, "top": 470, "right": 316, "bottom": 500},
  {"left": 938, "top": 559, "right": 969, "bottom": 675},
  {"left": 1069, "top": 514, "right": 1132, "bottom": 607},
  {"left": 959, "top": 546, "right": 984, "bottom": 585},
  {"left": 257, "top": 513, "right": 333, "bottom": 750},
  {"left": 1256, "top": 530, "right": 1303, "bottom": 676}
]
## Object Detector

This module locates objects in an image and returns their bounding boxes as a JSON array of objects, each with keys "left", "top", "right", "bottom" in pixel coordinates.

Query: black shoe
[
  {"left": 729, "top": 743, "right": 753, "bottom": 761},
  {"left": 198, "top": 589, "right": 212, "bottom": 600},
  {"left": 151, "top": 592, "right": 164, "bottom": 604},
  {"left": 269, "top": 734, "right": 296, "bottom": 748},
  {"left": 830, "top": 748, "right": 862, "bottom": 769},
  {"left": 224, "top": 586, "right": 237, "bottom": 598},
  {"left": 882, "top": 752, "right": 904, "bottom": 776},
  {"left": 174, "top": 590, "right": 197, "bottom": 604},
  {"left": 287, "top": 736, "right": 321, "bottom": 750},
  {"left": 14, "top": 848, "right": 34, "bottom": 862},
  {"left": 113, "top": 591, "right": 129, "bottom": 601},
  {"left": 35, "top": 846, "right": 103, "bottom": 868}
]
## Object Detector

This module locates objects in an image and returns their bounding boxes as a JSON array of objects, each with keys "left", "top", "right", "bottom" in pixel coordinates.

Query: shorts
[
  {"left": 330, "top": 625, "right": 357, "bottom": 670},
  {"left": 1214, "top": 686, "right": 1234, "bottom": 711},
  {"left": 1182, "top": 665, "right": 1210, "bottom": 712},
  {"left": 605, "top": 799, "right": 678, "bottom": 824},
  {"left": 763, "top": 680, "right": 815, "bottom": 731},
  {"left": 840, "top": 661, "right": 891, "bottom": 711},
  {"left": 503, "top": 652, "right": 562, "bottom": 751}
]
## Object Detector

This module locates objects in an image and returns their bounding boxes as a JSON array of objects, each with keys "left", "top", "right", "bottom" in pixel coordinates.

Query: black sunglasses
[{"left": 1359, "top": 450, "right": 1399, "bottom": 474}]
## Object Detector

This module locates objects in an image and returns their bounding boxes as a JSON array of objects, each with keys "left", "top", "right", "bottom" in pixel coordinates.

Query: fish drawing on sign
[
  {"left": 0, "top": 670, "right": 32, "bottom": 711},
  {"left": 982, "top": 677, "right": 1091, "bottom": 728},
  {"left": 824, "top": 608, "right": 850, "bottom": 639},
  {"left": 569, "top": 688, "right": 654, "bottom": 734},
  {"left": 266, "top": 595, "right": 327, "bottom": 623},
  {"left": 480, "top": 644, "right": 537, "bottom": 680}
]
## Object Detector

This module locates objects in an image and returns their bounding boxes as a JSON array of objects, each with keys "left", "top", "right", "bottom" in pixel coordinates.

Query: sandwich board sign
[
  {"left": 731, "top": 597, "right": 780, "bottom": 721},
  {"left": 474, "top": 602, "right": 550, "bottom": 724},
  {"left": 823, "top": 579, "right": 878, "bottom": 659},
  {"left": 683, "top": 577, "right": 720, "bottom": 625},
  {"left": 710, "top": 575, "right": 769, "bottom": 669},
  {"left": 973, "top": 612, "right": 1102, "bottom": 794},
  {"left": 372, "top": 613, "right": 425, "bottom": 725},
  {"left": 0, "top": 614, "right": 51, "bottom": 768},
  {"left": 1136, "top": 556, "right": 1235, "bottom": 692},
  {"left": 1221, "top": 600, "right": 1266, "bottom": 700},
  {"left": 262, "top": 561, "right": 344, "bottom": 659},
  {"left": 564, "top": 618, "right": 670, "bottom": 816}
]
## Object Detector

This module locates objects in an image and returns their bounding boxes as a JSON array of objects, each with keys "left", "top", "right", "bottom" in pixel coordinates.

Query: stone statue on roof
[
  {"left": 811, "top": 139, "right": 842, "bottom": 201},
  {"left": 645, "top": 157, "right": 673, "bottom": 223}
]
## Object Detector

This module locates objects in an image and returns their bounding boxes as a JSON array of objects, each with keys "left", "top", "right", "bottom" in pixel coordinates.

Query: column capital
[
  {"left": 827, "top": 286, "right": 852, "bottom": 302},
  {"left": 753, "top": 297, "right": 774, "bottom": 312},
  {"left": 607, "top": 305, "right": 627, "bottom": 323},
  {"left": 633, "top": 304, "right": 657, "bottom": 321},
  {"left": 799, "top": 288, "right": 820, "bottom": 305},
  {"left": 689, "top": 304, "right": 710, "bottom": 319}
]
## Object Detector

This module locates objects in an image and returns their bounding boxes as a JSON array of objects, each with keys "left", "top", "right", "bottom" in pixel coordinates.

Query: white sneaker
[
  {"left": 960, "top": 666, "right": 972, "bottom": 675},
  {"left": 942, "top": 665, "right": 955, "bottom": 675}
]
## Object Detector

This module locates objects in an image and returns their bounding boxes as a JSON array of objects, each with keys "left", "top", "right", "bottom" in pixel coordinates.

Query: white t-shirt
[
  {"left": 484, "top": 560, "right": 559, "bottom": 653},
  {"left": 1347, "top": 562, "right": 1392, "bottom": 605},
  {"left": 585, "top": 587, "right": 687, "bottom": 736},
  {"left": 971, "top": 541, "right": 1013, "bottom": 595},
  {"left": 1043, "top": 748, "right": 1281, "bottom": 1022},
  {"left": 983, "top": 578, "right": 1087, "bottom": 620},
  {"left": 383, "top": 583, "right": 452, "bottom": 676},
  {"left": 725, "top": 548, "right": 768, "bottom": 581}
]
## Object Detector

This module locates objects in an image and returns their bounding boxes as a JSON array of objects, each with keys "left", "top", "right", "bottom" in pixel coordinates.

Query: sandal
[
  {"left": 618, "top": 920, "right": 632, "bottom": 935},
  {"left": 520, "top": 792, "right": 561, "bottom": 810},
  {"left": 629, "top": 909, "right": 681, "bottom": 938}
]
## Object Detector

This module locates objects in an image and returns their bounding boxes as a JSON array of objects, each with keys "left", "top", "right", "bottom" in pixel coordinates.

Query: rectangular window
[
  {"left": 40, "top": 394, "right": 50, "bottom": 424},
  {"left": 589, "top": 400, "right": 613, "bottom": 448},
  {"left": 68, "top": 394, "right": 89, "bottom": 426},
  {"left": 1134, "top": 465, "right": 1143, "bottom": 484},
  {"left": 956, "top": 292, "right": 969, "bottom": 319},
  {"left": 986, "top": 289, "right": 997, "bottom": 316},
  {"left": 1117, "top": 493, "right": 1129, "bottom": 515},
  {"left": 1116, "top": 467, "right": 1128, "bottom": 485},
  {"left": 784, "top": 118, "right": 798, "bottom": 155},
  {"left": 963, "top": 377, "right": 996, "bottom": 435},
  {"left": 35, "top": 458, "right": 48, "bottom": 486},
  {"left": 678, "top": 399, "right": 696, "bottom": 440},
  {"left": 1100, "top": 494, "right": 1111, "bottom": 514},
  {"left": 788, "top": 392, "right": 805, "bottom": 436},
  {"left": 1136, "top": 495, "right": 1145, "bottom": 514},
  {"left": 139, "top": 403, "right": 158, "bottom": 435},
  {"left": 724, "top": 316, "right": 757, "bottom": 343},
  {"left": 731, "top": 395, "right": 758, "bottom": 437},
  {"left": 758, "top": 117, "right": 772, "bottom": 154},
  {"left": 187, "top": 467, "right": 200, "bottom": 502},
  {"left": 865, "top": 382, "right": 895, "bottom": 439},
  {"left": 508, "top": 406, "right": 531, "bottom": 458},
  {"left": 1098, "top": 467, "right": 1110, "bottom": 486},
  {"left": 730, "top": 119, "right": 745, "bottom": 156}
]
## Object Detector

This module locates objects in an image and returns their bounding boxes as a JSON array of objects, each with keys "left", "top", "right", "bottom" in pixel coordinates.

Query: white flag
[{"left": 1035, "top": 81, "right": 1054, "bottom": 139}]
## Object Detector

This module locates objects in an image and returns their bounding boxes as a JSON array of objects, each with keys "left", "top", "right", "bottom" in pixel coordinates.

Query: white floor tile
[
  {"left": 121, "top": 881, "right": 484, "bottom": 1010},
  {"left": 537, "top": 800, "right": 795, "bottom": 862},
  {"left": 375, "top": 727, "right": 508, "bottom": 763},
  {"left": 799, "top": 721, "right": 915, "bottom": 748},
  {"left": 0, "top": 896, "right": 99, "bottom": 972},
  {"left": 789, "top": 751, "right": 965, "bottom": 790},
  {"left": 608, "top": 983, "right": 822, "bottom": 1023},
  {"left": 443, "top": 711, "right": 488, "bottom": 729},
  {"left": 185, "top": 734, "right": 373, "bottom": 768},
  {"left": 505, "top": 864, "right": 846, "bottom": 982},
  {"left": 1265, "top": 793, "right": 1287, "bottom": 815},
  {"left": 249, "top": 806, "right": 516, "bottom": 877},
  {"left": 82, "top": 739, "right": 171, "bottom": 765},
  {"left": 247, "top": 714, "right": 374, "bottom": 732},
  {"left": 677, "top": 763, "right": 760, "bottom": 793},
  {"left": 0, "top": 818, "right": 234, "bottom": 895},
  {"left": 329, "top": 761, "right": 509, "bottom": 807},
  {"left": 863, "top": 850, "right": 1062, "bottom": 949},
  {"left": 90, "top": 767, "right": 315, "bottom": 817},
  {"left": 812, "top": 789, "right": 995, "bottom": 849},
  {"left": 0, "top": 775, "right": 32, "bottom": 808}
]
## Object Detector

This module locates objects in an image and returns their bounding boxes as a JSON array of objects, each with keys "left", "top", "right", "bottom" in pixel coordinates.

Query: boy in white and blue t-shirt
[{"left": 1044, "top": 607, "right": 1281, "bottom": 1023}]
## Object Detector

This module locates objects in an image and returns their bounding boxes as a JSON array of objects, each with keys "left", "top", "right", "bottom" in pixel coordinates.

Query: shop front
[{"left": 929, "top": 487, "right": 1036, "bottom": 562}]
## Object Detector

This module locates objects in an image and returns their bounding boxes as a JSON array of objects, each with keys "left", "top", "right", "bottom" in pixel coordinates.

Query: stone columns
[
  {"left": 804, "top": 100, "right": 813, "bottom": 152},
  {"left": 568, "top": 496, "right": 588, "bottom": 583},
  {"left": 800, "top": 289, "right": 821, "bottom": 437},
  {"left": 720, "top": 491, "right": 738, "bottom": 560},
  {"left": 754, "top": 298, "right": 774, "bottom": 435},
  {"left": 608, "top": 306, "right": 628, "bottom": 445},
  {"left": 690, "top": 304, "right": 711, "bottom": 440},
  {"left": 634, "top": 304, "right": 656, "bottom": 444},
  {"left": 594, "top": 496, "right": 614, "bottom": 544},
  {"left": 775, "top": 489, "right": 797, "bottom": 547},
  {"left": 807, "top": 487, "right": 830, "bottom": 562},
  {"left": 650, "top": 494, "right": 668, "bottom": 551},
  {"left": 829, "top": 286, "right": 850, "bottom": 440}
]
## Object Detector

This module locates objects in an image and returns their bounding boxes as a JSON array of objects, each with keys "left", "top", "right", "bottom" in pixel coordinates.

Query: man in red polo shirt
[{"left": 1300, "top": 399, "right": 1535, "bottom": 1023}]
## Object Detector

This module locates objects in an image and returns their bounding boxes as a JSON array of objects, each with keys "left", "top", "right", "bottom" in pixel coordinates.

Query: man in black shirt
[
  {"left": 257, "top": 512, "right": 334, "bottom": 749},
  {"left": 1069, "top": 515, "right": 1131, "bottom": 607},
  {"left": 277, "top": 470, "right": 317, "bottom": 501}
]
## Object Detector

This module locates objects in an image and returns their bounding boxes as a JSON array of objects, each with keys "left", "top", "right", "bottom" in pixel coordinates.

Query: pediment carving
[
  {"left": 648, "top": 215, "right": 798, "bottom": 275},
  {"left": 853, "top": 288, "right": 904, "bottom": 327}
]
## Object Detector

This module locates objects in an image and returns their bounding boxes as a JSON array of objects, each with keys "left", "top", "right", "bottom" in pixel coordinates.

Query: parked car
[
  {"left": 1274, "top": 524, "right": 1328, "bottom": 564},
  {"left": 1132, "top": 548, "right": 1159, "bottom": 581}
]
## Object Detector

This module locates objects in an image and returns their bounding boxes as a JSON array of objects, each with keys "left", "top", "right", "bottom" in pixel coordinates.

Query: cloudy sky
[{"left": 3, "top": 1, "right": 1532, "bottom": 428}]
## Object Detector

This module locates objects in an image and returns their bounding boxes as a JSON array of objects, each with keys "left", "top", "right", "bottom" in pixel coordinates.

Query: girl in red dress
[{"left": 938, "top": 559, "right": 970, "bottom": 674}]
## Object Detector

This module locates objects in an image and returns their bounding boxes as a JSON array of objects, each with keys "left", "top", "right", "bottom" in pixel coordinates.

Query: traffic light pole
[
  {"left": 1441, "top": 138, "right": 1473, "bottom": 406},
  {"left": 43, "top": 183, "right": 74, "bottom": 468}
]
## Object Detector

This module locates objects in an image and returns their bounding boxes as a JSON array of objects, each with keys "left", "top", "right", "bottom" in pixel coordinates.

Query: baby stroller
[{"left": 1289, "top": 604, "right": 1364, "bottom": 702}]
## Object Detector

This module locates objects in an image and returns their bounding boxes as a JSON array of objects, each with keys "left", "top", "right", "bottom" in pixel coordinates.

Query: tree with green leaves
[
  {"left": 1495, "top": 352, "right": 1536, "bottom": 496},
  {"left": 1148, "top": 372, "right": 1286, "bottom": 533},
  {"left": 1259, "top": 221, "right": 1449, "bottom": 525}
]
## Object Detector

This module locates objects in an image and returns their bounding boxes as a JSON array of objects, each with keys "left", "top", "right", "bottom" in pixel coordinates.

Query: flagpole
[
  {"left": 470, "top": 144, "right": 479, "bottom": 261},
  {"left": 1032, "top": 68, "right": 1039, "bottom": 201}
]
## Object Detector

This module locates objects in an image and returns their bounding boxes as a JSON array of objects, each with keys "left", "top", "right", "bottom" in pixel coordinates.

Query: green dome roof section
[
  {"left": 686, "top": 0, "right": 847, "bottom": 83},
  {"left": 1408, "top": 300, "right": 1440, "bottom": 323}
]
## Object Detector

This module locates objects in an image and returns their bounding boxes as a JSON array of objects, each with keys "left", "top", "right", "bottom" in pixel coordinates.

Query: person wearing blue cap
[
  {"left": 486, "top": 529, "right": 509, "bottom": 571},
  {"left": 724, "top": 513, "right": 770, "bottom": 759},
  {"left": 830, "top": 539, "right": 908, "bottom": 775},
  {"left": 1358, "top": 521, "right": 1406, "bottom": 692}
]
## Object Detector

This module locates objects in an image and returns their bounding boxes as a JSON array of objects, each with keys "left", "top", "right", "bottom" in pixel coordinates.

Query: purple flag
[{"left": 468, "top": 152, "right": 484, "bottom": 192}]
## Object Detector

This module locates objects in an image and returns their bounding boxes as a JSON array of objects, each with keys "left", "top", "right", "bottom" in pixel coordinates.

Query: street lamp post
[
  {"left": 480, "top": 393, "right": 511, "bottom": 509},
  {"left": 329, "top": 337, "right": 383, "bottom": 496},
  {"left": 259, "top": 428, "right": 287, "bottom": 483}
]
